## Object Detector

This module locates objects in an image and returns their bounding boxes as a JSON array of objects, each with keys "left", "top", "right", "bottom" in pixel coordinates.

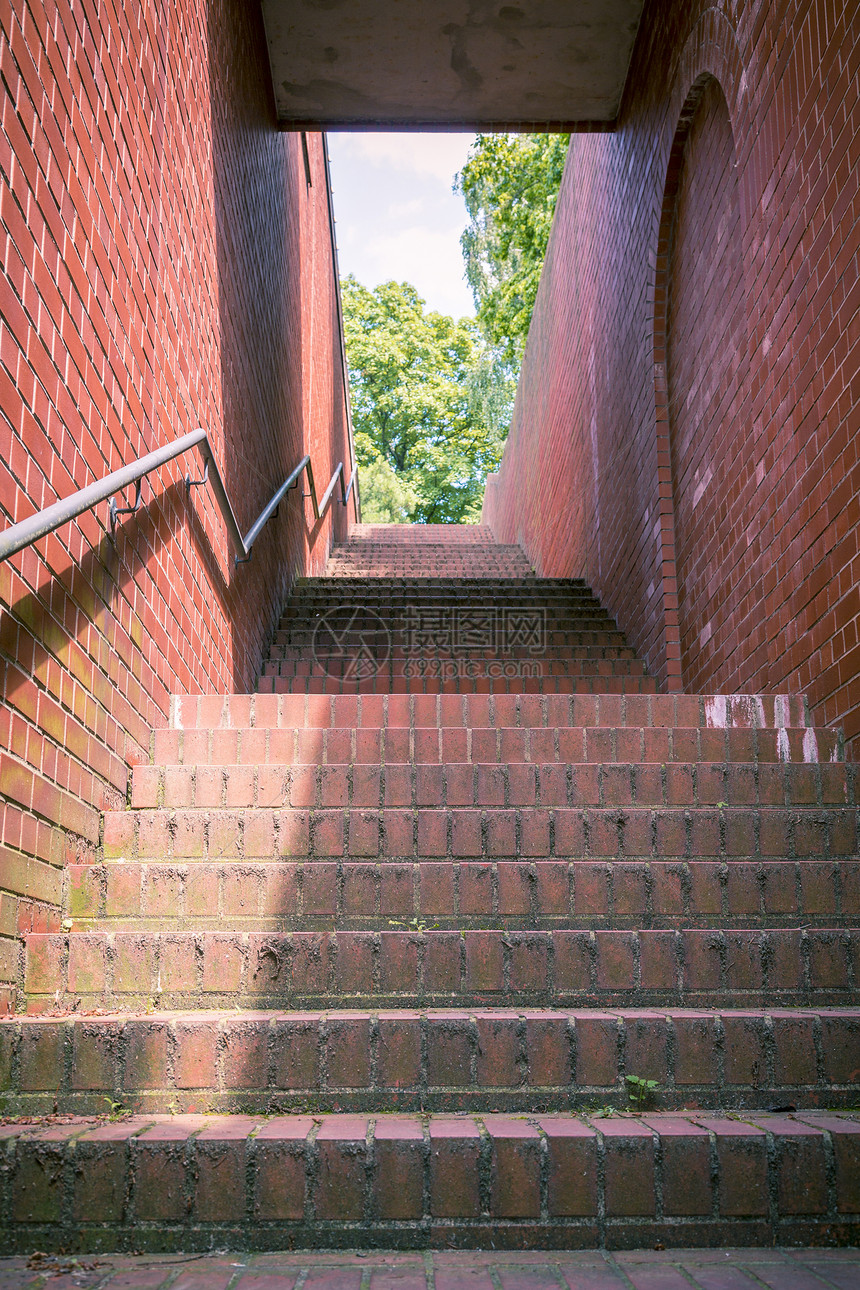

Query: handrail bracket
[
  {"left": 109, "top": 480, "right": 143, "bottom": 535},
  {"left": 185, "top": 460, "right": 210, "bottom": 493}
]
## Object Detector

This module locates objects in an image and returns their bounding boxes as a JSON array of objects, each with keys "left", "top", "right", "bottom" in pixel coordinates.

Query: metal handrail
[{"left": 0, "top": 428, "right": 354, "bottom": 567}]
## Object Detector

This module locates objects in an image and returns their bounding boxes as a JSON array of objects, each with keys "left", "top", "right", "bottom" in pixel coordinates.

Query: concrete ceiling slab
[{"left": 261, "top": 0, "right": 645, "bottom": 129}]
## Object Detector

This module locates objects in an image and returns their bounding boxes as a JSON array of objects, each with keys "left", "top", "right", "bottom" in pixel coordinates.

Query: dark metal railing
[{"left": 0, "top": 427, "right": 355, "bottom": 567}]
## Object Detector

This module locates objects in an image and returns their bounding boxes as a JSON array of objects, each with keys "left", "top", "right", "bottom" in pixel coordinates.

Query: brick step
[
  {"left": 327, "top": 538, "right": 525, "bottom": 548},
  {"left": 327, "top": 545, "right": 516, "bottom": 555},
  {"left": 308, "top": 565, "right": 580, "bottom": 575},
  {"left": 260, "top": 676, "right": 661, "bottom": 696},
  {"left": 291, "top": 579, "right": 585, "bottom": 588},
  {"left": 0, "top": 1109, "right": 856, "bottom": 1252},
  {"left": 323, "top": 547, "right": 527, "bottom": 552},
  {"left": 261, "top": 659, "right": 649, "bottom": 679},
  {"left": 296, "top": 574, "right": 578, "bottom": 586},
  {"left": 334, "top": 550, "right": 516, "bottom": 558},
  {"left": 168, "top": 692, "right": 814, "bottom": 731},
  {"left": 103, "top": 805, "right": 858, "bottom": 863},
  {"left": 318, "top": 540, "right": 540, "bottom": 549},
  {"left": 288, "top": 573, "right": 591, "bottom": 584},
  {"left": 129, "top": 761, "right": 854, "bottom": 811},
  {"left": 319, "top": 572, "right": 539, "bottom": 582},
  {"left": 326, "top": 563, "right": 543, "bottom": 570},
  {"left": 286, "top": 578, "right": 601, "bottom": 591},
  {"left": 274, "top": 630, "right": 631, "bottom": 648},
  {"left": 321, "top": 561, "right": 536, "bottom": 574},
  {"left": 280, "top": 599, "right": 613, "bottom": 617},
  {"left": 334, "top": 535, "right": 502, "bottom": 543},
  {"left": 269, "top": 644, "right": 638, "bottom": 662},
  {"left": 279, "top": 598, "right": 611, "bottom": 615},
  {"left": 68, "top": 859, "right": 860, "bottom": 930},
  {"left": 333, "top": 547, "right": 514, "bottom": 554},
  {"left": 327, "top": 541, "right": 528, "bottom": 554},
  {"left": 23, "top": 927, "right": 860, "bottom": 1010},
  {"left": 327, "top": 540, "right": 517, "bottom": 546},
  {"left": 327, "top": 556, "right": 530, "bottom": 565},
  {"left": 295, "top": 570, "right": 581, "bottom": 581},
  {"left": 3, "top": 1009, "right": 857, "bottom": 1116},
  {"left": 320, "top": 572, "right": 557, "bottom": 581},
  {"left": 325, "top": 540, "right": 525, "bottom": 548},
  {"left": 153, "top": 724, "right": 842, "bottom": 765},
  {"left": 344, "top": 524, "right": 498, "bottom": 539}
]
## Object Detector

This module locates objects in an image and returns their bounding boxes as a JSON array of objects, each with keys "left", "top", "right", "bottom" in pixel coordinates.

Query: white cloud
[
  {"left": 387, "top": 198, "right": 426, "bottom": 220},
  {"left": 327, "top": 131, "right": 477, "bottom": 316},
  {"left": 362, "top": 224, "right": 474, "bottom": 317},
  {"left": 347, "top": 132, "right": 474, "bottom": 182}
]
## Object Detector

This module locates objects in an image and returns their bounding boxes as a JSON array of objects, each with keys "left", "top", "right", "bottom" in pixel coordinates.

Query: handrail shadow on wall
[{"left": 0, "top": 427, "right": 358, "bottom": 568}]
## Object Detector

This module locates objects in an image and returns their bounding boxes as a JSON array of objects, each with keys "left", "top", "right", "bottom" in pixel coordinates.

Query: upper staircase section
[
  {"left": 327, "top": 524, "right": 534, "bottom": 579},
  {"left": 260, "top": 524, "right": 655, "bottom": 695}
]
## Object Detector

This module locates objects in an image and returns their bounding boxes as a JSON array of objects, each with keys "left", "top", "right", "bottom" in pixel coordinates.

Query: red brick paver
[{"left": 2, "top": 1249, "right": 859, "bottom": 1290}]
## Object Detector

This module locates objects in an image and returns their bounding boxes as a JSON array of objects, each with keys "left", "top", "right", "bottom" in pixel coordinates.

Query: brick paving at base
[{"left": 2, "top": 1249, "right": 860, "bottom": 1290}]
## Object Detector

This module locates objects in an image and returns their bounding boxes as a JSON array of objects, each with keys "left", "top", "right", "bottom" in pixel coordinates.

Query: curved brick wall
[
  {"left": 0, "top": 0, "right": 355, "bottom": 1004},
  {"left": 667, "top": 78, "right": 748, "bottom": 692},
  {"left": 484, "top": 0, "right": 860, "bottom": 751}
]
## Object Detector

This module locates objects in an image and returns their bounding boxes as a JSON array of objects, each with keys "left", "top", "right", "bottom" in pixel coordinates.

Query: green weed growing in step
[
  {"left": 103, "top": 1096, "right": 131, "bottom": 1121},
  {"left": 625, "top": 1075, "right": 660, "bottom": 1109},
  {"left": 388, "top": 918, "right": 437, "bottom": 932}
]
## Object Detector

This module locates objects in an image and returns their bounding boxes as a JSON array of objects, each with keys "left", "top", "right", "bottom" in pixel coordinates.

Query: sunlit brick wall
[
  {"left": 485, "top": 0, "right": 860, "bottom": 751},
  {"left": 0, "top": 0, "right": 355, "bottom": 1008}
]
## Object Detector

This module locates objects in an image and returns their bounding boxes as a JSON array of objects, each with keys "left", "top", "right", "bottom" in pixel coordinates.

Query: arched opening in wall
[{"left": 655, "top": 75, "right": 751, "bottom": 692}]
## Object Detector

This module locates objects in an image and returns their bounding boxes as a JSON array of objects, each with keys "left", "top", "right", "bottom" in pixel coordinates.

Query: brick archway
[
  {"left": 654, "top": 68, "right": 754, "bottom": 691},
  {"left": 649, "top": 8, "right": 750, "bottom": 694},
  {"left": 667, "top": 76, "right": 749, "bottom": 691},
  {"left": 650, "top": 76, "right": 716, "bottom": 693}
]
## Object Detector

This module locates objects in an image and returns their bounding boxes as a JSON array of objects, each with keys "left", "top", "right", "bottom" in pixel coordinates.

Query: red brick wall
[
  {"left": 667, "top": 78, "right": 749, "bottom": 693},
  {"left": 484, "top": 0, "right": 860, "bottom": 751},
  {"left": 0, "top": 0, "right": 355, "bottom": 1007}
]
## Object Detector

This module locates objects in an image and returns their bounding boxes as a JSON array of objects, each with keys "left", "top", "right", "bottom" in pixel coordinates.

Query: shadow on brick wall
[{"left": 206, "top": 0, "right": 309, "bottom": 694}]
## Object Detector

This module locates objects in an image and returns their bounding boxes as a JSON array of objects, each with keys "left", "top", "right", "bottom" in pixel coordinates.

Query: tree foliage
[
  {"left": 342, "top": 140, "right": 567, "bottom": 522},
  {"left": 358, "top": 457, "right": 418, "bottom": 524},
  {"left": 456, "top": 133, "right": 570, "bottom": 367},
  {"left": 343, "top": 276, "right": 504, "bottom": 524}
]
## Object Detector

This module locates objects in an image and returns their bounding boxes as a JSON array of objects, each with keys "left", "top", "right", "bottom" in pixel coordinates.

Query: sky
[{"left": 326, "top": 132, "right": 477, "bottom": 319}]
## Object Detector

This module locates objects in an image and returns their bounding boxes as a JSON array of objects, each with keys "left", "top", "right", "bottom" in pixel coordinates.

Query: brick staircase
[
  {"left": 259, "top": 523, "right": 654, "bottom": 694},
  {"left": 2, "top": 524, "right": 859, "bottom": 1252}
]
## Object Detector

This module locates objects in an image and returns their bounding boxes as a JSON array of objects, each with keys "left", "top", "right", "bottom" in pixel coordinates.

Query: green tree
[
  {"left": 342, "top": 276, "right": 504, "bottom": 524},
  {"left": 456, "top": 132, "right": 570, "bottom": 367},
  {"left": 358, "top": 457, "right": 419, "bottom": 523}
]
